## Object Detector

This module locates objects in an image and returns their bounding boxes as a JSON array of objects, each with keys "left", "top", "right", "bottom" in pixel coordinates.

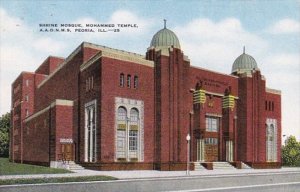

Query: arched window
[
  {"left": 120, "top": 73, "right": 124, "bottom": 87},
  {"left": 118, "top": 107, "right": 127, "bottom": 121},
  {"left": 266, "top": 123, "right": 277, "bottom": 162},
  {"left": 129, "top": 108, "right": 139, "bottom": 158},
  {"left": 127, "top": 75, "right": 131, "bottom": 88},
  {"left": 116, "top": 107, "right": 127, "bottom": 159},
  {"left": 115, "top": 104, "right": 143, "bottom": 162},
  {"left": 130, "top": 108, "right": 139, "bottom": 122},
  {"left": 134, "top": 76, "right": 138, "bottom": 89}
]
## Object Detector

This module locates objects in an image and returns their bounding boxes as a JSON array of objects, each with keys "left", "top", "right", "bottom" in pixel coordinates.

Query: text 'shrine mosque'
[{"left": 10, "top": 23, "right": 281, "bottom": 170}]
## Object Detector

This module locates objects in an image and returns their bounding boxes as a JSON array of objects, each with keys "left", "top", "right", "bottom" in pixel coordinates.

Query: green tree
[
  {"left": 282, "top": 136, "right": 300, "bottom": 167},
  {"left": 0, "top": 112, "right": 10, "bottom": 157}
]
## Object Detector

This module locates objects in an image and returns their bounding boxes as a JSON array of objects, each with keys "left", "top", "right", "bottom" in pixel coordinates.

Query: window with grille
[
  {"left": 134, "top": 76, "right": 138, "bottom": 89},
  {"left": 120, "top": 73, "right": 124, "bottom": 87},
  {"left": 206, "top": 117, "right": 218, "bottom": 132},
  {"left": 129, "top": 130, "right": 138, "bottom": 150},
  {"left": 127, "top": 75, "right": 131, "bottom": 88}
]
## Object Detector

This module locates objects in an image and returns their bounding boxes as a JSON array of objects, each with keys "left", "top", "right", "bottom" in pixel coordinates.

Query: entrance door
[
  {"left": 61, "top": 144, "right": 73, "bottom": 161},
  {"left": 204, "top": 138, "right": 218, "bottom": 162}
]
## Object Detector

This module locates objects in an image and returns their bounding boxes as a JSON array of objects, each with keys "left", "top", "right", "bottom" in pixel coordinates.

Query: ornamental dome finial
[
  {"left": 150, "top": 21, "right": 181, "bottom": 49},
  {"left": 231, "top": 47, "right": 259, "bottom": 74}
]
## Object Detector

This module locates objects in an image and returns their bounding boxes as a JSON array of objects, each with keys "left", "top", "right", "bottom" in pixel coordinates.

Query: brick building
[{"left": 10, "top": 23, "right": 281, "bottom": 170}]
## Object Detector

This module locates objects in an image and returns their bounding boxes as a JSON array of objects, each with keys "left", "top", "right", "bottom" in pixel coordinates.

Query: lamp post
[{"left": 186, "top": 133, "right": 191, "bottom": 175}]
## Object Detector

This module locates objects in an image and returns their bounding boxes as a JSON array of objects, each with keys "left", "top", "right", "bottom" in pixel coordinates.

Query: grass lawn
[
  {"left": 0, "top": 157, "right": 72, "bottom": 175},
  {"left": 0, "top": 175, "right": 117, "bottom": 185},
  {"left": 0, "top": 158, "right": 117, "bottom": 185}
]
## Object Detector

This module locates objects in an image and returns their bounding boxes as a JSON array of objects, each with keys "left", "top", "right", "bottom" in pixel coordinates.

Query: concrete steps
[
  {"left": 193, "top": 162, "right": 206, "bottom": 170},
  {"left": 66, "top": 161, "right": 85, "bottom": 170},
  {"left": 212, "top": 162, "right": 236, "bottom": 170},
  {"left": 241, "top": 162, "right": 252, "bottom": 169}
]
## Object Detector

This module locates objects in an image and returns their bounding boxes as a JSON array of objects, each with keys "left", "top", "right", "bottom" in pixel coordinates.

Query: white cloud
[
  {"left": 261, "top": 52, "right": 300, "bottom": 141},
  {"left": 0, "top": 8, "right": 65, "bottom": 115},
  {"left": 33, "top": 37, "right": 66, "bottom": 54},
  {"left": 0, "top": 8, "right": 154, "bottom": 115},
  {"left": 175, "top": 18, "right": 268, "bottom": 73},
  {"left": 262, "top": 53, "right": 300, "bottom": 74},
  {"left": 268, "top": 19, "right": 300, "bottom": 34},
  {"left": 0, "top": 7, "right": 24, "bottom": 33},
  {"left": 68, "top": 10, "right": 154, "bottom": 42}
]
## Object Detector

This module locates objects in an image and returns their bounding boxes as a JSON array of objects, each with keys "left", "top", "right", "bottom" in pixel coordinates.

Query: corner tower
[
  {"left": 146, "top": 21, "right": 191, "bottom": 170},
  {"left": 232, "top": 48, "right": 268, "bottom": 164}
]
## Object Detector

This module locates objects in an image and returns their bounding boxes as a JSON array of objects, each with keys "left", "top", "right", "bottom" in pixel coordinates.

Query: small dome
[
  {"left": 150, "top": 21, "right": 180, "bottom": 49},
  {"left": 232, "top": 48, "right": 259, "bottom": 74}
]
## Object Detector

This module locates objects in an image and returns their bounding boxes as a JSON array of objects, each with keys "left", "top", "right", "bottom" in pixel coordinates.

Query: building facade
[{"left": 10, "top": 24, "right": 281, "bottom": 170}]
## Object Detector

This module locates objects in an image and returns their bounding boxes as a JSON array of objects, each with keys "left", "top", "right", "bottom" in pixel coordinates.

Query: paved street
[
  {"left": 1, "top": 168, "right": 300, "bottom": 192},
  {"left": 167, "top": 182, "right": 300, "bottom": 192}
]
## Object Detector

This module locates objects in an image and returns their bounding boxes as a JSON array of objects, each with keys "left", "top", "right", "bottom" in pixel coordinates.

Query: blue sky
[{"left": 1, "top": 0, "right": 299, "bottom": 141}]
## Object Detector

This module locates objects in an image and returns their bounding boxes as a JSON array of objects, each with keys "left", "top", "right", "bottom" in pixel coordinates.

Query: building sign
[
  {"left": 202, "top": 78, "right": 228, "bottom": 88},
  {"left": 60, "top": 138, "right": 73, "bottom": 143}
]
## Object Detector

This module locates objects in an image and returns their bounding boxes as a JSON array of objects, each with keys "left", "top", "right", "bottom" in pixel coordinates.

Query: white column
[
  {"left": 201, "top": 139, "right": 205, "bottom": 161},
  {"left": 84, "top": 108, "right": 88, "bottom": 162},
  {"left": 138, "top": 118, "right": 141, "bottom": 161},
  {"left": 89, "top": 107, "right": 93, "bottom": 162},
  {"left": 126, "top": 116, "right": 129, "bottom": 161},
  {"left": 92, "top": 106, "right": 97, "bottom": 162}
]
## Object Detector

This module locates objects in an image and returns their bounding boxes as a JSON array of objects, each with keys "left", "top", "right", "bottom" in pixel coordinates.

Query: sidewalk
[{"left": 1, "top": 167, "right": 300, "bottom": 180}]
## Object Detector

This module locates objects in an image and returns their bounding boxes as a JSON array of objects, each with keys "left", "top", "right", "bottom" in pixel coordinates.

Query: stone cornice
[
  {"left": 191, "top": 66, "right": 238, "bottom": 79},
  {"left": 266, "top": 87, "right": 281, "bottom": 95},
  {"left": 80, "top": 52, "right": 102, "bottom": 71},
  {"left": 24, "top": 99, "right": 73, "bottom": 123},
  {"left": 80, "top": 47, "right": 154, "bottom": 71},
  {"left": 37, "top": 45, "right": 82, "bottom": 88},
  {"left": 100, "top": 49, "right": 154, "bottom": 67},
  {"left": 83, "top": 42, "right": 145, "bottom": 58}
]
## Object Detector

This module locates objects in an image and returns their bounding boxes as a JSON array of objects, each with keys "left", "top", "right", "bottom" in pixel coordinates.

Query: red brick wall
[
  {"left": 34, "top": 51, "right": 82, "bottom": 111},
  {"left": 10, "top": 72, "right": 35, "bottom": 162},
  {"left": 78, "top": 55, "right": 155, "bottom": 163},
  {"left": 189, "top": 67, "right": 238, "bottom": 162},
  {"left": 148, "top": 48, "right": 192, "bottom": 168},
  {"left": 236, "top": 71, "right": 267, "bottom": 163},
  {"left": 54, "top": 105, "right": 74, "bottom": 160},
  {"left": 34, "top": 73, "right": 47, "bottom": 88},
  {"left": 11, "top": 42, "right": 282, "bottom": 169},
  {"left": 35, "top": 56, "right": 64, "bottom": 75},
  {"left": 23, "top": 103, "right": 74, "bottom": 164},
  {"left": 23, "top": 110, "right": 50, "bottom": 164},
  {"left": 101, "top": 56, "right": 155, "bottom": 163},
  {"left": 11, "top": 74, "right": 23, "bottom": 161},
  {"left": 82, "top": 46, "right": 100, "bottom": 62},
  {"left": 79, "top": 58, "right": 101, "bottom": 162},
  {"left": 266, "top": 92, "right": 282, "bottom": 162}
]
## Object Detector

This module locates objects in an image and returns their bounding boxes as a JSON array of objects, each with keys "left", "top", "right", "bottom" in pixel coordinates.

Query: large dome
[
  {"left": 150, "top": 24, "right": 180, "bottom": 49},
  {"left": 232, "top": 49, "right": 259, "bottom": 74}
]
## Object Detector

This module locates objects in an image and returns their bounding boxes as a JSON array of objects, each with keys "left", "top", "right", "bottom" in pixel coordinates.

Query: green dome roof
[
  {"left": 232, "top": 49, "right": 259, "bottom": 74},
  {"left": 150, "top": 27, "right": 181, "bottom": 49}
]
